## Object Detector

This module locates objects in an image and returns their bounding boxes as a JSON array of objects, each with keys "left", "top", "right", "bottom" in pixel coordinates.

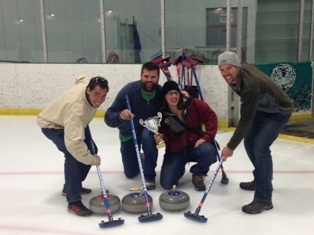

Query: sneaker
[
  {"left": 192, "top": 174, "right": 206, "bottom": 191},
  {"left": 145, "top": 179, "right": 156, "bottom": 190},
  {"left": 242, "top": 200, "right": 273, "bottom": 214},
  {"left": 67, "top": 201, "right": 93, "bottom": 216},
  {"left": 62, "top": 186, "right": 92, "bottom": 196},
  {"left": 239, "top": 180, "right": 273, "bottom": 191},
  {"left": 239, "top": 180, "right": 255, "bottom": 191}
]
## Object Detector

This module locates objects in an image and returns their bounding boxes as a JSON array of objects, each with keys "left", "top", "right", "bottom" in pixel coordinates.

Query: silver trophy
[{"left": 139, "top": 112, "right": 165, "bottom": 148}]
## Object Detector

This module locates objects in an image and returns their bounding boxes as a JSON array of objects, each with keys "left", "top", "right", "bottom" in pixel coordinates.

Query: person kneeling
[{"left": 155, "top": 81, "right": 218, "bottom": 191}]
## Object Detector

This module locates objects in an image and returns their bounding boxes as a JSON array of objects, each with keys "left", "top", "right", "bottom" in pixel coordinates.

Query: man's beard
[{"left": 141, "top": 82, "right": 156, "bottom": 93}]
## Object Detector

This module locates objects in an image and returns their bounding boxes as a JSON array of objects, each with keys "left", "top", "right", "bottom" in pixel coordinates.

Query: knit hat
[
  {"left": 218, "top": 51, "right": 241, "bottom": 67},
  {"left": 161, "top": 80, "right": 181, "bottom": 98}
]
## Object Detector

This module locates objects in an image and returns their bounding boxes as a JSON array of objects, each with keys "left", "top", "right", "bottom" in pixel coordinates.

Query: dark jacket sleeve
[
  {"left": 227, "top": 88, "right": 259, "bottom": 150},
  {"left": 192, "top": 98, "right": 218, "bottom": 143},
  {"left": 104, "top": 91, "right": 126, "bottom": 128}
]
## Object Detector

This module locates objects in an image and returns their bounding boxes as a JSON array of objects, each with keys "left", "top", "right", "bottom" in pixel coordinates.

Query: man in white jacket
[{"left": 37, "top": 76, "right": 108, "bottom": 216}]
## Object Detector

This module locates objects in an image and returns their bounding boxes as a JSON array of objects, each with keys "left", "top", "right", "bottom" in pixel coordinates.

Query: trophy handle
[
  {"left": 157, "top": 112, "right": 162, "bottom": 126},
  {"left": 139, "top": 119, "right": 145, "bottom": 127}
]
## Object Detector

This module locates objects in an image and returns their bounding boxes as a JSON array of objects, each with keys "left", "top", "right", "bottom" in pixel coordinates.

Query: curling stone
[
  {"left": 122, "top": 192, "right": 153, "bottom": 213},
  {"left": 89, "top": 190, "right": 121, "bottom": 214},
  {"left": 159, "top": 185, "right": 190, "bottom": 212}
]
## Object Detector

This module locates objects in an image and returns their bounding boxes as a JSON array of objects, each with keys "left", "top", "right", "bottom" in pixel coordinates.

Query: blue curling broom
[
  {"left": 125, "top": 94, "right": 163, "bottom": 223},
  {"left": 85, "top": 125, "right": 124, "bottom": 228},
  {"left": 184, "top": 157, "right": 224, "bottom": 223}
]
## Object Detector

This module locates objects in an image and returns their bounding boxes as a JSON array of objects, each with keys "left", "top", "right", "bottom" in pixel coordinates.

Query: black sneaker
[
  {"left": 62, "top": 186, "right": 92, "bottom": 196},
  {"left": 145, "top": 179, "right": 156, "bottom": 190},
  {"left": 67, "top": 201, "right": 93, "bottom": 216},
  {"left": 192, "top": 174, "right": 206, "bottom": 191},
  {"left": 242, "top": 200, "right": 273, "bottom": 214}
]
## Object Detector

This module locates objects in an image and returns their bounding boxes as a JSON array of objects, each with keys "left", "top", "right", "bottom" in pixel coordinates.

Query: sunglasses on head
[{"left": 92, "top": 76, "right": 107, "bottom": 83}]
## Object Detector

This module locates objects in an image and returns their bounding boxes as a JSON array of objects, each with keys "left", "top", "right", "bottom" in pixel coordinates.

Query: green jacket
[{"left": 227, "top": 63, "right": 293, "bottom": 150}]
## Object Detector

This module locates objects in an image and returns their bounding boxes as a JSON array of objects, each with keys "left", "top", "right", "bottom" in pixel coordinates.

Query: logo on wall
[
  {"left": 258, "top": 61, "right": 312, "bottom": 112},
  {"left": 271, "top": 64, "right": 296, "bottom": 91}
]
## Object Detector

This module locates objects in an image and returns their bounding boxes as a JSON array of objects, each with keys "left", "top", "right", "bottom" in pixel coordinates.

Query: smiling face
[
  {"left": 219, "top": 64, "right": 241, "bottom": 87},
  {"left": 86, "top": 85, "right": 108, "bottom": 108},
  {"left": 140, "top": 69, "right": 159, "bottom": 93},
  {"left": 165, "top": 90, "right": 180, "bottom": 108}
]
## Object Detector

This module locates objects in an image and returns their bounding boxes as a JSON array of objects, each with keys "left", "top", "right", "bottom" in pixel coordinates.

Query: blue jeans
[
  {"left": 244, "top": 111, "right": 291, "bottom": 202},
  {"left": 160, "top": 142, "right": 217, "bottom": 190},
  {"left": 41, "top": 127, "right": 93, "bottom": 203},
  {"left": 120, "top": 128, "right": 158, "bottom": 181}
]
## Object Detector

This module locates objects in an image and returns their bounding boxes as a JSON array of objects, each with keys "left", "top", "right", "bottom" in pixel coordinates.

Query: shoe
[
  {"left": 192, "top": 174, "right": 206, "bottom": 191},
  {"left": 239, "top": 180, "right": 255, "bottom": 191},
  {"left": 67, "top": 201, "right": 93, "bottom": 216},
  {"left": 242, "top": 200, "right": 273, "bottom": 214},
  {"left": 239, "top": 180, "right": 273, "bottom": 191},
  {"left": 62, "top": 186, "right": 92, "bottom": 196},
  {"left": 145, "top": 179, "right": 156, "bottom": 190}
]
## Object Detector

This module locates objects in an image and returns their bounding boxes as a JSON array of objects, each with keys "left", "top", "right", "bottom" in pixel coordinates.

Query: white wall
[{"left": 0, "top": 63, "right": 229, "bottom": 119}]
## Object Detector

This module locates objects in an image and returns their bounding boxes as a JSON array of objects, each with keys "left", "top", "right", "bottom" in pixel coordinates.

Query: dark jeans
[
  {"left": 160, "top": 142, "right": 217, "bottom": 190},
  {"left": 120, "top": 128, "right": 158, "bottom": 181},
  {"left": 244, "top": 111, "right": 291, "bottom": 202},
  {"left": 41, "top": 128, "right": 92, "bottom": 203}
]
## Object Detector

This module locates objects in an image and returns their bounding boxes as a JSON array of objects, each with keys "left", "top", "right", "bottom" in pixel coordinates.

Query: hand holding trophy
[{"left": 139, "top": 112, "right": 165, "bottom": 148}]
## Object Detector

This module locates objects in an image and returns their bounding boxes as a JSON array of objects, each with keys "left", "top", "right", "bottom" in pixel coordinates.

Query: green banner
[{"left": 256, "top": 61, "right": 312, "bottom": 112}]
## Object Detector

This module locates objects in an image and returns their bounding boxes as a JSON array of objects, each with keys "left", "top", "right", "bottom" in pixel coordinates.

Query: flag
[{"left": 133, "top": 16, "right": 141, "bottom": 63}]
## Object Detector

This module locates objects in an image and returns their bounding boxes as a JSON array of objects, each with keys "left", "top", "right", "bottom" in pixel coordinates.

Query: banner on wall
[
  {"left": 132, "top": 16, "right": 141, "bottom": 63},
  {"left": 256, "top": 61, "right": 312, "bottom": 112}
]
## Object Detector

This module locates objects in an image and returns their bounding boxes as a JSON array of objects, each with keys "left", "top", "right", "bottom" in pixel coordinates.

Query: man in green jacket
[
  {"left": 218, "top": 51, "right": 293, "bottom": 214},
  {"left": 37, "top": 76, "right": 109, "bottom": 216}
]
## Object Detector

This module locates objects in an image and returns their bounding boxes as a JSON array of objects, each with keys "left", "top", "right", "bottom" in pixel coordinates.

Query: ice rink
[{"left": 1, "top": 116, "right": 314, "bottom": 235}]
